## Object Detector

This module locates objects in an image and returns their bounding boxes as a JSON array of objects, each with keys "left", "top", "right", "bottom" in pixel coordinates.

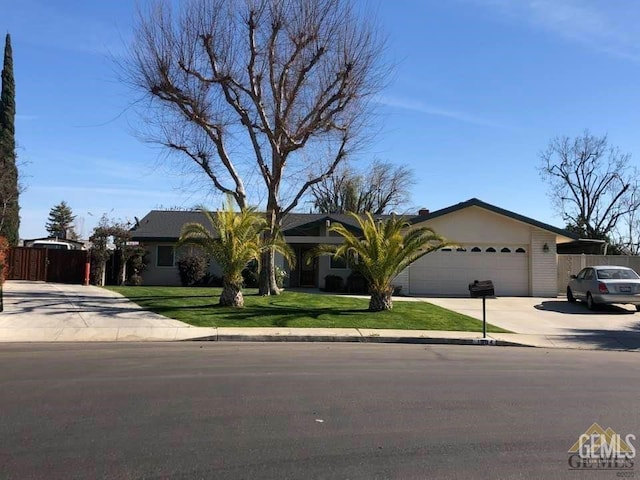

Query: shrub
[
  {"left": 275, "top": 266, "right": 288, "bottom": 289},
  {"left": 204, "top": 273, "right": 223, "bottom": 287},
  {"left": 346, "top": 271, "right": 369, "bottom": 294},
  {"left": 127, "top": 247, "right": 147, "bottom": 286},
  {"left": 324, "top": 274, "right": 344, "bottom": 292},
  {"left": 177, "top": 254, "right": 208, "bottom": 287},
  {"left": 242, "top": 261, "right": 287, "bottom": 288},
  {"left": 242, "top": 261, "right": 259, "bottom": 288}
]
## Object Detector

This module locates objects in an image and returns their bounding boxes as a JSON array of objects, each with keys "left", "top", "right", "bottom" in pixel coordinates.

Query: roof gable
[{"left": 410, "top": 198, "right": 578, "bottom": 240}]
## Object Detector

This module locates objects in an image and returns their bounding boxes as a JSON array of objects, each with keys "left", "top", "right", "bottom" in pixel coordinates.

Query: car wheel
[
  {"left": 586, "top": 293, "right": 596, "bottom": 311},
  {"left": 636, "top": 305, "right": 640, "bottom": 312},
  {"left": 567, "top": 287, "right": 576, "bottom": 303}
]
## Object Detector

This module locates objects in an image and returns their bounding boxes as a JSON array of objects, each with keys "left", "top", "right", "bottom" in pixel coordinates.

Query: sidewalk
[{"left": 0, "top": 281, "right": 639, "bottom": 350}]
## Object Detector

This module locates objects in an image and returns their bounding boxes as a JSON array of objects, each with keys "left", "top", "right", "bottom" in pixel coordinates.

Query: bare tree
[
  {"left": 612, "top": 187, "right": 640, "bottom": 255},
  {"left": 124, "top": 0, "right": 385, "bottom": 294},
  {"left": 539, "top": 131, "right": 640, "bottom": 241},
  {"left": 310, "top": 159, "right": 414, "bottom": 214}
]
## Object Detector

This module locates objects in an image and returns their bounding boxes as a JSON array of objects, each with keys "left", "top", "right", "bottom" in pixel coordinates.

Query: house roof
[
  {"left": 130, "top": 210, "right": 212, "bottom": 241},
  {"left": 129, "top": 210, "right": 387, "bottom": 241},
  {"left": 130, "top": 199, "right": 577, "bottom": 242},
  {"left": 410, "top": 198, "right": 579, "bottom": 240}
]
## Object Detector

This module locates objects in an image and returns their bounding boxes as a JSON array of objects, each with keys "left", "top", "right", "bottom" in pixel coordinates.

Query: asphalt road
[{"left": 0, "top": 343, "right": 638, "bottom": 480}]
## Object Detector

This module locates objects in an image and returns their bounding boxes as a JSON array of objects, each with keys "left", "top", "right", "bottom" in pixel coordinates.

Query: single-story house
[{"left": 130, "top": 198, "right": 578, "bottom": 297}]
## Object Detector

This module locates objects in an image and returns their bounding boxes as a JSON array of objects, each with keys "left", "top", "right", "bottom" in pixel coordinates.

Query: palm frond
[
  {"left": 177, "top": 198, "right": 269, "bottom": 287},
  {"left": 322, "top": 212, "right": 451, "bottom": 294}
]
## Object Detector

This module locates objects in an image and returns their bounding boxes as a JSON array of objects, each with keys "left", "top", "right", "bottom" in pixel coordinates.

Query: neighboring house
[{"left": 130, "top": 198, "right": 578, "bottom": 297}]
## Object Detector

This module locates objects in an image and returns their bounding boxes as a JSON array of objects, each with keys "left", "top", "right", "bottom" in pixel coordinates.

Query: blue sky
[{"left": 2, "top": 0, "right": 640, "bottom": 239}]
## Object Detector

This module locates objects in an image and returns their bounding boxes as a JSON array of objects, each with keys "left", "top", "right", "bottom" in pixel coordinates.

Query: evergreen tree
[
  {"left": 0, "top": 33, "right": 19, "bottom": 245},
  {"left": 46, "top": 201, "right": 77, "bottom": 239}
]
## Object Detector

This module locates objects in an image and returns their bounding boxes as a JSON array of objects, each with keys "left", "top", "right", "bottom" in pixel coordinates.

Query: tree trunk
[
  {"left": 368, "top": 290, "right": 392, "bottom": 312},
  {"left": 219, "top": 281, "right": 244, "bottom": 307},
  {"left": 258, "top": 246, "right": 280, "bottom": 296},
  {"left": 258, "top": 206, "right": 281, "bottom": 296}
]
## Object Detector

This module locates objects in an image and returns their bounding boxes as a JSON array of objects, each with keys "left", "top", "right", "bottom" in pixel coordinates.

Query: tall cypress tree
[{"left": 0, "top": 33, "right": 19, "bottom": 245}]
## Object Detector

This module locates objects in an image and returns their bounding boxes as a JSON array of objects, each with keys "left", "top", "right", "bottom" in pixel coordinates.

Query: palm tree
[
  {"left": 179, "top": 200, "right": 293, "bottom": 307},
  {"left": 324, "top": 212, "right": 450, "bottom": 311}
]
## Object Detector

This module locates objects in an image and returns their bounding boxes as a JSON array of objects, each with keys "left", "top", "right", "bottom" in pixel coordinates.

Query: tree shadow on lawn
[
  {"left": 149, "top": 302, "right": 368, "bottom": 327},
  {"left": 123, "top": 295, "right": 216, "bottom": 302}
]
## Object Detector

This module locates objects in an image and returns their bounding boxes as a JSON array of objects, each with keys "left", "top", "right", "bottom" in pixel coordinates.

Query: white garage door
[{"left": 408, "top": 246, "right": 529, "bottom": 296}]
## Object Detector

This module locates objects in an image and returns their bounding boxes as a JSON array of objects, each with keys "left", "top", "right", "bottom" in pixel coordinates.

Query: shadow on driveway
[
  {"left": 534, "top": 301, "right": 637, "bottom": 315},
  {"left": 2, "top": 290, "right": 146, "bottom": 316},
  {"left": 550, "top": 329, "right": 640, "bottom": 350}
]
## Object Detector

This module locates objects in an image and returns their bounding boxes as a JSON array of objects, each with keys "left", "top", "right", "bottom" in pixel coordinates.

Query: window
[
  {"left": 515, "top": 248, "right": 526, "bottom": 253},
  {"left": 157, "top": 245, "right": 175, "bottom": 267},
  {"left": 440, "top": 247, "right": 452, "bottom": 252},
  {"left": 330, "top": 255, "right": 348, "bottom": 269},
  {"left": 500, "top": 247, "right": 511, "bottom": 253},
  {"left": 456, "top": 247, "right": 467, "bottom": 252},
  {"left": 584, "top": 269, "right": 595, "bottom": 281},
  {"left": 486, "top": 247, "right": 496, "bottom": 253},
  {"left": 471, "top": 247, "right": 481, "bottom": 252}
]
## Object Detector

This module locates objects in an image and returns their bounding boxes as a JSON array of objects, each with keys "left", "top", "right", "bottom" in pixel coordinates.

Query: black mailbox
[{"left": 469, "top": 280, "right": 495, "bottom": 297}]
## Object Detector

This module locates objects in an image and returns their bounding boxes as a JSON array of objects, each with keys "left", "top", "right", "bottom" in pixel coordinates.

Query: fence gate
[
  {"left": 7, "top": 247, "right": 87, "bottom": 284},
  {"left": 7, "top": 247, "right": 47, "bottom": 281},
  {"left": 46, "top": 250, "right": 87, "bottom": 284}
]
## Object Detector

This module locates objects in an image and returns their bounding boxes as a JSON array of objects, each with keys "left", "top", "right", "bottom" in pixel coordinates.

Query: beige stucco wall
[
  {"left": 421, "top": 206, "right": 532, "bottom": 245},
  {"left": 393, "top": 269, "right": 410, "bottom": 293},
  {"left": 530, "top": 229, "right": 558, "bottom": 297}
]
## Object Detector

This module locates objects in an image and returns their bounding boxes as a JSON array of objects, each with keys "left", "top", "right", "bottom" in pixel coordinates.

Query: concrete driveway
[
  {"left": 0, "top": 281, "right": 216, "bottom": 341},
  {"left": 426, "top": 296, "right": 640, "bottom": 349}
]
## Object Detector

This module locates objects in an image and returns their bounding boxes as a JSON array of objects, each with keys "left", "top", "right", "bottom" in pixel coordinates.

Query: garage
[{"left": 407, "top": 246, "right": 530, "bottom": 296}]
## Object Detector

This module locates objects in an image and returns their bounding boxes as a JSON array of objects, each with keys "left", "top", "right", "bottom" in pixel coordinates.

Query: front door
[{"left": 299, "top": 246, "right": 317, "bottom": 287}]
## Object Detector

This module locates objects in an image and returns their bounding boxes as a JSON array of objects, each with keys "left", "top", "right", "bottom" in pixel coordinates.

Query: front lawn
[{"left": 107, "top": 286, "right": 509, "bottom": 332}]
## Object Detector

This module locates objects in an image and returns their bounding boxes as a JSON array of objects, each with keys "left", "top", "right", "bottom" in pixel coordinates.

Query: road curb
[{"left": 186, "top": 333, "right": 532, "bottom": 347}]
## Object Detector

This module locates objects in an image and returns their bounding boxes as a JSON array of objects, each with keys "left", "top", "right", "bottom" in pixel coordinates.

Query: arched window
[
  {"left": 516, "top": 247, "right": 526, "bottom": 253},
  {"left": 440, "top": 247, "right": 452, "bottom": 252},
  {"left": 501, "top": 247, "right": 511, "bottom": 253},
  {"left": 486, "top": 247, "right": 496, "bottom": 252},
  {"left": 456, "top": 247, "right": 467, "bottom": 252},
  {"left": 471, "top": 247, "right": 481, "bottom": 252}
]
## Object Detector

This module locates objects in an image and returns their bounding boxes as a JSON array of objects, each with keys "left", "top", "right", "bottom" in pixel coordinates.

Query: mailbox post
[{"left": 468, "top": 280, "right": 495, "bottom": 339}]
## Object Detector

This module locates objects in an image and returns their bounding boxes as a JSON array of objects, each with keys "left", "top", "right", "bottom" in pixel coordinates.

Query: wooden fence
[{"left": 7, "top": 247, "right": 87, "bottom": 284}]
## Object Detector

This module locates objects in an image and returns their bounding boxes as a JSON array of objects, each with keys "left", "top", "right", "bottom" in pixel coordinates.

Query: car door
[
  {"left": 572, "top": 268, "right": 589, "bottom": 299},
  {"left": 581, "top": 268, "right": 596, "bottom": 299}
]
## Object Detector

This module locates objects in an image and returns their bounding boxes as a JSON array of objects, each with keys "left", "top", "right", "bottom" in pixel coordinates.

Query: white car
[{"left": 567, "top": 266, "right": 640, "bottom": 311}]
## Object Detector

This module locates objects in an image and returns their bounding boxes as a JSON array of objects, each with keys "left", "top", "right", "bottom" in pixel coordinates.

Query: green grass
[
  {"left": 107, "top": 286, "right": 509, "bottom": 332},
  {"left": 108, "top": 287, "right": 508, "bottom": 333}
]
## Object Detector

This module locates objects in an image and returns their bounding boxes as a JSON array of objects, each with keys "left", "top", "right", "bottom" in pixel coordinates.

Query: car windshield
[{"left": 596, "top": 268, "right": 640, "bottom": 280}]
